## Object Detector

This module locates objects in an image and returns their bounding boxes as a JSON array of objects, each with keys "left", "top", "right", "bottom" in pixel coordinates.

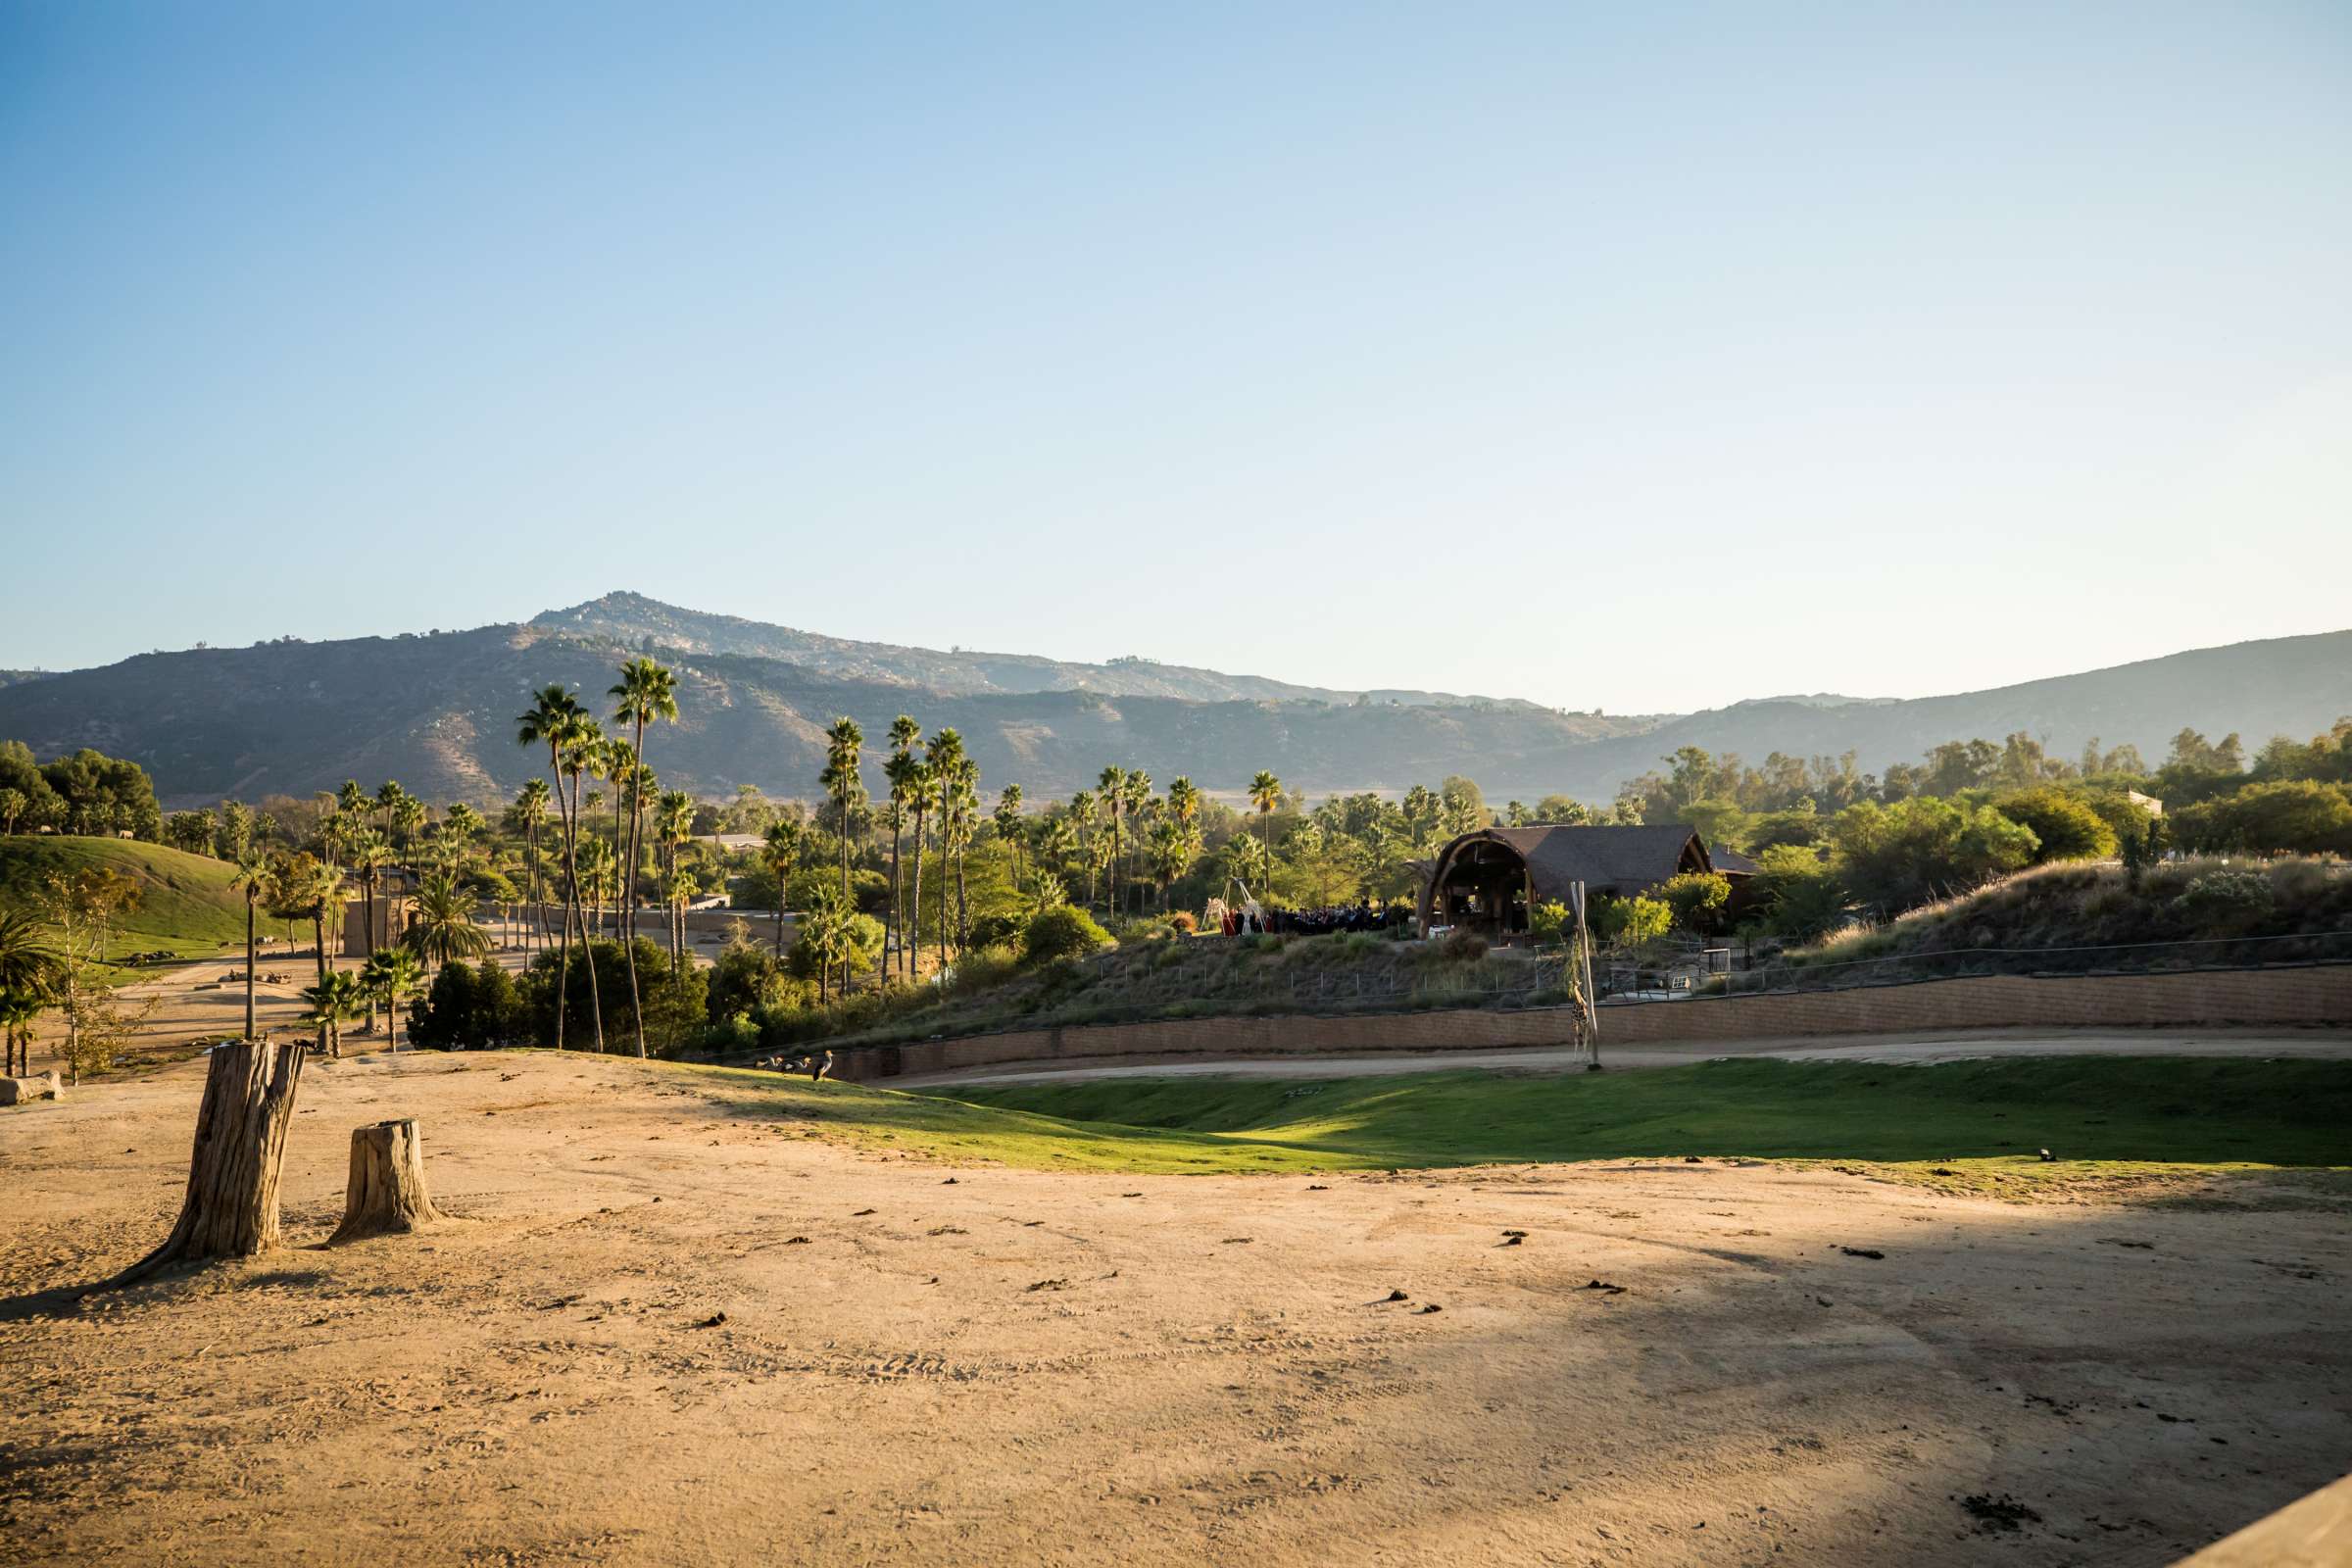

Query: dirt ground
[{"left": 2, "top": 1050, "right": 2347, "bottom": 1567}]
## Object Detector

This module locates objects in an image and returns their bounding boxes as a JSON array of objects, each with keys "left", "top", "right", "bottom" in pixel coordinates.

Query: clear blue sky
[{"left": 4, "top": 2, "right": 2347, "bottom": 713}]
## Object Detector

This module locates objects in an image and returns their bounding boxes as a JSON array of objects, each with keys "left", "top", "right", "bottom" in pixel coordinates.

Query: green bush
[
  {"left": 2172, "top": 870, "right": 2275, "bottom": 932},
  {"left": 1024, "top": 906, "right": 1114, "bottom": 964},
  {"left": 410, "top": 957, "right": 528, "bottom": 1050}
]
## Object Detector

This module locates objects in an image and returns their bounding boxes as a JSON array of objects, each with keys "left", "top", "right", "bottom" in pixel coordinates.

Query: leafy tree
[
  {"left": 1828, "top": 797, "right": 2038, "bottom": 912},
  {"left": 1654, "top": 871, "right": 1732, "bottom": 936},
  {"left": 1749, "top": 845, "right": 1848, "bottom": 943},
  {"left": 2171, "top": 780, "right": 2352, "bottom": 857},
  {"left": 1993, "top": 787, "right": 2118, "bottom": 863},
  {"left": 32, "top": 866, "right": 147, "bottom": 1082},
  {"left": 1589, "top": 894, "right": 1671, "bottom": 951}
]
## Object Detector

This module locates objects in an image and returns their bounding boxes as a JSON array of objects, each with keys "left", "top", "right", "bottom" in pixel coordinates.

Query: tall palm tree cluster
[{"left": 513, "top": 656, "right": 681, "bottom": 1058}]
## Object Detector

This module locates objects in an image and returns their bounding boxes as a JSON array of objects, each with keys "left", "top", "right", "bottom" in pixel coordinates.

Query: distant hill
[
  {"left": 0, "top": 623, "right": 1653, "bottom": 806},
  {"left": 534, "top": 591, "right": 1557, "bottom": 710},
  {"left": 0, "top": 670, "right": 56, "bottom": 691},
  {"left": 1527, "top": 629, "right": 2352, "bottom": 799},
  {"left": 0, "top": 605, "right": 2345, "bottom": 808}
]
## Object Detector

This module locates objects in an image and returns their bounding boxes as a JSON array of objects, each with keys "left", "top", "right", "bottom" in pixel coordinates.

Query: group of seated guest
[{"left": 1260, "top": 903, "right": 1402, "bottom": 936}]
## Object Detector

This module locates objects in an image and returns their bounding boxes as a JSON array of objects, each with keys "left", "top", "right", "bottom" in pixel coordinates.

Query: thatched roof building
[{"left": 1415, "top": 823, "right": 1720, "bottom": 936}]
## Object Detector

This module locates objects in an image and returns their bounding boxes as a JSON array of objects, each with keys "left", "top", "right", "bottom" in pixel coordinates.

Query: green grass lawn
[
  {"left": 677, "top": 1056, "right": 2352, "bottom": 1200},
  {"left": 0, "top": 835, "right": 252, "bottom": 975}
]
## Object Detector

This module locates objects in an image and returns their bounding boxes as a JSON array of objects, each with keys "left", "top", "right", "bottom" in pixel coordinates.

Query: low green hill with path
[{"left": 0, "top": 835, "right": 251, "bottom": 969}]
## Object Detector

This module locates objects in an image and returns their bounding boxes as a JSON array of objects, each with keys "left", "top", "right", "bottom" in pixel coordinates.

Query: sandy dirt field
[{"left": 1, "top": 1049, "right": 2346, "bottom": 1567}]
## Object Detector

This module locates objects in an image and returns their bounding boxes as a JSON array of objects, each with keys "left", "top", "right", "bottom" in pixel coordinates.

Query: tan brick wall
[{"left": 829, "top": 965, "right": 2352, "bottom": 1083}]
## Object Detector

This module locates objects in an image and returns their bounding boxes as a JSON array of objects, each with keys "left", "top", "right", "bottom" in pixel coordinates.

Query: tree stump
[
  {"left": 329, "top": 1119, "right": 443, "bottom": 1243},
  {"left": 105, "top": 1039, "right": 305, "bottom": 1287}
]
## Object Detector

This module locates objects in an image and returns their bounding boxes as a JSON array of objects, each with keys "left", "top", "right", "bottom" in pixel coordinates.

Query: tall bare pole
[{"left": 1571, "top": 880, "right": 1600, "bottom": 1070}]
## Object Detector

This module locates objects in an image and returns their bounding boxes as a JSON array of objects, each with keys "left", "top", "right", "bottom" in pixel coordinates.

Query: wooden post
[
  {"left": 104, "top": 1038, "right": 305, "bottom": 1287},
  {"left": 330, "top": 1118, "right": 443, "bottom": 1243},
  {"left": 1572, "top": 880, "right": 1600, "bottom": 1069}
]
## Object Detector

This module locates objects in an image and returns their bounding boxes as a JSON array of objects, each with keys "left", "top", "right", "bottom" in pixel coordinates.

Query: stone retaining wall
[{"left": 823, "top": 964, "right": 2352, "bottom": 1083}]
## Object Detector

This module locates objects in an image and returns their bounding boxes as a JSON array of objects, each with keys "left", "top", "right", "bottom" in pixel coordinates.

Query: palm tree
[
  {"left": 512, "top": 778, "right": 553, "bottom": 956},
  {"left": 359, "top": 949, "right": 421, "bottom": 1053},
  {"left": 923, "top": 729, "right": 965, "bottom": 966},
  {"left": 883, "top": 715, "right": 920, "bottom": 983},
  {"left": 948, "top": 755, "right": 980, "bottom": 954},
  {"left": 610, "top": 658, "right": 679, "bottom": 930},
  {"left": 902, "top": 759, "right": 932, "bottom": 981},
  {"left": 1067, "top": 789, "right": 1097, "bottom": 907},
  {"left": 516, "top": 685, "right": 589, "bottom": 1052},
  {"left": 819, "top": 716, "right": 865, "bottom": 993},
  {"left": 1249, "top": 770, "right": 1283, "bottom": 902},
  {"left": 299, "top": 970, "right": 364, "bottom": 1060},
  {"left": 405, "top": 869, "right": 491, "bottom": 975},
  {"left": 760, "top": 815, "right": 802, "bottom": 957},
  {"left": 1148, "top": 817, "right": 1191, "bottom": 912},
  {"left": 657, "top": 790, "right": 696, "bottom": 974},
  {"left": 1097, "top": 765, "right": 1125, "bottom": 915},
  {"left": 1121, "top": 769, "right": 1152, "bottom": 915},
  {"left": 227, "top": 851, "right": 275, "bottom": 1041},
  {"left": 0, "top": 908, "right": 63, "bottom": 1076},
  {"left": 994, "top": 784, "right": 1025, "bottom": 887},
  {"left": 0, "top": 787, "right": 26, "bottom": 837}
]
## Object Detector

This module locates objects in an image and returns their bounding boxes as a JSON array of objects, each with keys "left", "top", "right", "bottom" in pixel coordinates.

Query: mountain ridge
[{"left": 1, "top": 606, "right": 2345, "bottom": 808}]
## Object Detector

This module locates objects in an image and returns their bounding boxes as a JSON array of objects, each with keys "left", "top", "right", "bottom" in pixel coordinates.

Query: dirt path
[
  {"left": 895, "top": 1026, "right": 2352, "bottom": 1088},
  {"left": 1, "top": 1049, "right": 2345, "bottom": 1565}
]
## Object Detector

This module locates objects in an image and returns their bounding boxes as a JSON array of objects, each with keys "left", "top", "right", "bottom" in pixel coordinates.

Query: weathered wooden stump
[
  {"left": 105, "top": 1039, "right": 305, "bottom": 1287},
  {"left": 329, "top": 1119, "right": 443, "bottom": 1243}
]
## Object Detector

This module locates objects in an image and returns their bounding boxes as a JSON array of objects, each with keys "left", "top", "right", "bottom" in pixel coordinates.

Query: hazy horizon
[{"left": 5, "top": 3, "right": 2348, "bottom": 710}]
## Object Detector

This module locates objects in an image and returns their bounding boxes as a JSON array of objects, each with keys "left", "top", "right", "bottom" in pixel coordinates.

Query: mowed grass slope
[
  {"left": 682, "top": 1057, "right": 2352, "bottom": 1197},
  {"left": 0, "top": 836, "right": 250, "bottom": 967}
]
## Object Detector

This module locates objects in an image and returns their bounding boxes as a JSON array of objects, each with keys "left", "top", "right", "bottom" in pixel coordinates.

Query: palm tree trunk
[
  {"left": 549, "top": 758, "right": 574, "bottom": 1053},
  {"left": 312, "top": 906, "right": 331, "bottom": 1056},
  {"left": 886, "top": 816, "right": 902, "bottom": 987},
  {"left": 908, "top": 810, "right": 926, "bottom": 983},
  {"left": 571, "top": 770, "right": 606, "bottom": 1053},
  {"left": 620, "top": 747, "right": 647, "bottom": 1059},
  {"left": 244, "top": 894, "right": 258, "bottom": 1041}
]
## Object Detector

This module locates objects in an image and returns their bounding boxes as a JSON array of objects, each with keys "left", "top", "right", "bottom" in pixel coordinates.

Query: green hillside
[{"left": 0, "top": 835, "right": 251, "bottom": 968}]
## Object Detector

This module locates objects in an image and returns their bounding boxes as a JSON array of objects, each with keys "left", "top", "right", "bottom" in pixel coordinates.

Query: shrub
[
  {"left": 966, "top": 912, "right": 1025, "bottom": 951},
  {"left": 1434, "top": 928, "right": 1488, "bottom": 963},
  {"left": 1024, "top": 906, "right": 1114, "bottom": 964},
  {"left": 2171, "top": 870, "right": 2275, "bottom": 932},
  {"left": 410, "top": 957, "right": 528, "bottom": 1050},
  {"left": 1167, "top": 910, "right": 1197, "bottom": 934},
  {"left": 1587, "top": 894, "right": 1672, "bottom": 951},
  {"left": 1528, "top": 900, "right": 1570, "bottom": 944}
]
